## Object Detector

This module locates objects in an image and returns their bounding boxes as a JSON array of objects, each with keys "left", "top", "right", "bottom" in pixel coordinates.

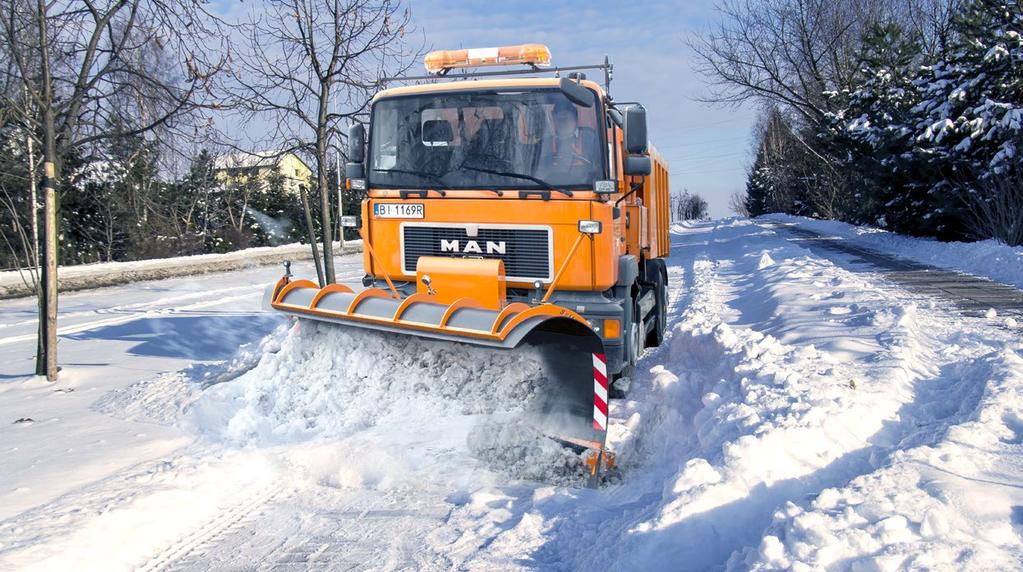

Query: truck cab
[{"left": 344, "top": 47, "right": 670, "bottom": 382}]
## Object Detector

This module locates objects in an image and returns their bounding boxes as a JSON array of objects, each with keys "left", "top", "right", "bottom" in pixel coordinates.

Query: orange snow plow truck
[{"left": 267, "top": 44, "right": 669, "bottom": 478}]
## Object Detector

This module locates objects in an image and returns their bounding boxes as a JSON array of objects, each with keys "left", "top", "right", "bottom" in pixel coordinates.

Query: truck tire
[
  {"left": 645, "top": 263, "right": 668, "bottom": 348},
  {"left": 611, "top": 290, "right": 642, "bottom": 399}
]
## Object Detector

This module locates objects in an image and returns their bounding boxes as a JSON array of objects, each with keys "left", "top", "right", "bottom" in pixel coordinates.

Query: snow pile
[
  {"left": 742, "top": 346, "right": 1023, "bottom": 570},
  {"left": 190, "top": 320, "right": 547, "bottom": 445},
  {"left": 593, "top": 251, "right": 921, "bottom": 568},
  {"left": 764, "top": 213, "right": 1023, "bottom": 288},
  {"left": 432, "top": 219, "right": 1022, "bottom": 570},
  {"left": 467, "top": 421, "right": 586, "bottom": 486}
]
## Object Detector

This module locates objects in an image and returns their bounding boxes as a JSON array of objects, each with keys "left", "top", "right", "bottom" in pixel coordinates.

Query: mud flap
[{"left": 520, "top": 318, "right": 610, "bottom": 486}]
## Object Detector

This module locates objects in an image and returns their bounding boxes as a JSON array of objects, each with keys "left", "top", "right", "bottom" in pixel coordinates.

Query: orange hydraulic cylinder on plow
[{"left": 266, "top": 44, "right": 670, "bottom": 483}]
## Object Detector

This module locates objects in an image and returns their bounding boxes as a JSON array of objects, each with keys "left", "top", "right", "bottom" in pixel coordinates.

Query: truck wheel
[
  {"left": 645, "top": 266, "right": 668, "bottom": 348},
  {"left": 611, "top": 295, "right": 642, "bottom": 399}
]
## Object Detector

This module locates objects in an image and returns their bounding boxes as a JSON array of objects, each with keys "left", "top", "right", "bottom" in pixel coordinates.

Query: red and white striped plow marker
[{"left": 592, "top": 352, "right": 608, "bottom": 431}]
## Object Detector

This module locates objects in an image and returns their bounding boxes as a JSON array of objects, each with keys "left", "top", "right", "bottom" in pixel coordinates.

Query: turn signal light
[
  {"left": 603, "top": 319, "right": 621, "bottom": 339},
  {"left": 424, "top": 44, "right": 552, "bottom": 74}
]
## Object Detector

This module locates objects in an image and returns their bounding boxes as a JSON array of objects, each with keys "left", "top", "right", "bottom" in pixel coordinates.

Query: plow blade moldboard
[{"left": 267, "top": 278, "right": 609, "bottom": 455}]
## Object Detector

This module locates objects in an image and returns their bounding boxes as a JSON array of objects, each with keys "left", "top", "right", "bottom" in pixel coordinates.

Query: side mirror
[
  {"left": 348, "top": 123, "right": 366, "bottom": 163},
  {"left": 623, "top": 155, "right": 651, "bottom": 176},
  {"left": 559, "top": 77, "right": 594, "bottom": 108},
  {"left": 345, "top": 162, "right": 365, "bottom": 180},
  {"left": 623, "top": 104, "right": 647, "bottom": 155}
]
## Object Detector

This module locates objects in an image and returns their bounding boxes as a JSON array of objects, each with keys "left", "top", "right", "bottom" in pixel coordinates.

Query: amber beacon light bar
[
  {"left": 380, "top": 43, "right": 612, "bottom": 91},
  {"left": 424, "top": 44, "right": 552, "bottom": 74}
]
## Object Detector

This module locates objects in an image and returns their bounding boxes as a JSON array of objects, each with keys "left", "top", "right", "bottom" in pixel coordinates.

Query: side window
[
  {"left": 371, "top": 106, "right": 398, "bottom": 170},
  {"left": 606, "top": 113, "right": 616, "bottom": 179}
]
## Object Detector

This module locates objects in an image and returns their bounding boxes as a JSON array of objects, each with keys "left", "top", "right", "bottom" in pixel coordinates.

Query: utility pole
[
  {"left": 333, "top": 90, "right": 345, "bottom": 249},
  {"left": 336, "top": 146, "right": 344, "bottom": 247}
]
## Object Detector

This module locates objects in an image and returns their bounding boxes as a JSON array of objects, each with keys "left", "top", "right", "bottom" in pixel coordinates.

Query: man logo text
[{"left": 440, "top": 240, "right": 506, "bottom": 255}]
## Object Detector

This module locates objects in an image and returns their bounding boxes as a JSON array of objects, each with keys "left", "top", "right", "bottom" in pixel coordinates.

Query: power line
[
  {"left": 664, "top": 150, "right": 748, "bottom": 163},
  {"left": 671, "top": 166, "right": 747, "bottom": 176},
  {"left": 654, "top": 135, "right": 749, "bottom": 150}
]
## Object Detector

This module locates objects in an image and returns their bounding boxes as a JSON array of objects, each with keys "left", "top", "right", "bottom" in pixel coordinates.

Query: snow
[
  {"left": 1, "top": 219, "right": 1021, "bottom": 570},
  {"left": 0, "top": 240, "right": 361, "bottom": 300},
  {"left": 764, "top": 213, "right": 1023, "bottom": 288},
  {"left": 190, "top": 320, "right": 547, "bottom": 446}
]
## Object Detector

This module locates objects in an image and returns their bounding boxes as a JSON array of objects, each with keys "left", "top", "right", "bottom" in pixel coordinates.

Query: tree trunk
[
  {"left": 35, "top": 0, "right": 58, "bottom": 381},
  {"left": 316, "top": 91, "right": 335, "bottom": 284},
  {"left": 40, "top": 162, "right": 58, "bottom": 381},
  {"left": 300, "top": 184, "right": 325, "bottom": 287}
]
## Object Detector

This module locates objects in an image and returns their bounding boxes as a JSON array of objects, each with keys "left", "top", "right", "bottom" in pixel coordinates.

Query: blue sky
[
  {"left": 213, "top": 0, "right": 756, "bottom": 216},
  {"left": 411, "top": 0, "right": 756, "bottom": 216}
]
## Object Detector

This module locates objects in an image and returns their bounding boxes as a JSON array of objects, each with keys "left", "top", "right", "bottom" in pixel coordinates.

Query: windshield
[{"left": 368, "top": 89, "right": 603, "bottom": 190}]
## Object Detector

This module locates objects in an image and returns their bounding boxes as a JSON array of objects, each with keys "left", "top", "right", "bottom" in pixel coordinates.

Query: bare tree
[
  {"left": 729, "top": 191, "right": 750, "bottom": 217},
  {"left": 0, "top": 0, "right": 225, "bottom": 380},
  {"left": 670, "top": 190, "right": 710, "bottom": 222},
  {"left": 690, "top": 0, "right": 896, "bottom": 126},
  {"left": 962, "top": 168, "right": 1023, "bottom": 247},
  {"left": 229, "top": 0, "right": 419, "bottom": 286},
  {"left": 898, "top": 0, "right": 962, "bottom": 59}
]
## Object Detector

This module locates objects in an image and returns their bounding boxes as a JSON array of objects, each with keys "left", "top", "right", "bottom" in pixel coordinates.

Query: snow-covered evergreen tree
[
  {"left": 910, "top": 0, "right": 1022, "bottom": 240},
  {"left": 825, "top": 23, "right": 934, "bottom": 234}
]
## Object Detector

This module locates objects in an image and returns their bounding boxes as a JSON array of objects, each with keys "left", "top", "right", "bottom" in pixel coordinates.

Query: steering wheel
[{"left": 571, "top": 152, "right": 594, "bottom": 166}]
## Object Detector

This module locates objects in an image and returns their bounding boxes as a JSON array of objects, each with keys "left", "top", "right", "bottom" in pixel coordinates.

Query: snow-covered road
[{"left": 1, "top": 219, "right": 1021, "bottom": 571}]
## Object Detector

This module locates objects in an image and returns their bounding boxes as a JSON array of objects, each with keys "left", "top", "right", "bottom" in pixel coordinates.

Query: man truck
[{"left": 267, "top": 44, "right": 670, "bottom": 478}]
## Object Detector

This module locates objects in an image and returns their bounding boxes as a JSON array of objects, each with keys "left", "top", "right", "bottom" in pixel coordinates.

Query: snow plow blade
[{"left": 266, "top": 275, "right": 610, "bottom": 478}]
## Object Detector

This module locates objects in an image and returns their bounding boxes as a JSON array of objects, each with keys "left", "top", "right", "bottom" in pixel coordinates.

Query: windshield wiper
[
  {"left": 459, "top": 165, "right": 574, "bottom": 198},
  {"left": 371, "top": 168, "right": 447, "bottom": 195}
]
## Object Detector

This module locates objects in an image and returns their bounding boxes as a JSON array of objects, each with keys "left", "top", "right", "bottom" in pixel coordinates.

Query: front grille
[{"left": 402, "top": 225, "right": 551, "bottom": 280}]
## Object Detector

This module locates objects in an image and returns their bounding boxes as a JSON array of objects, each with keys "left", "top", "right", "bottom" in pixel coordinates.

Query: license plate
[{"left": 374, "top": 203, "right": 424, "bottom": 219}]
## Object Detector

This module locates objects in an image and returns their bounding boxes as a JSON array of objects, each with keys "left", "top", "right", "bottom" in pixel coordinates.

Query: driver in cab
[{"left": 541, "top": 100, "right": 596, "bottom": 180}]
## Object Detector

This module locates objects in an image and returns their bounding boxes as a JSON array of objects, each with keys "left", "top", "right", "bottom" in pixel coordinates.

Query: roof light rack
[{"left": 378, "top": 44, "right": 613, "bottom": 94}]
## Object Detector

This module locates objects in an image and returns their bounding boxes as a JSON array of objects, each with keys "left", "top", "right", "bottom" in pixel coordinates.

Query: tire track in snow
[
  {"left": 0, "top": 448, "right": 283, "bottom": 571},
  {"left": 0, "top": 289, "right": 262, "bottom": 347},
  {"left": 143, "top": 484, "right": 286, "bottom": 572},
  {"left": 0, "top": 269, "right": 367, "bottom": 347},
  {"left": 0, "top": 284, "right": 258, "bottom": 331}
]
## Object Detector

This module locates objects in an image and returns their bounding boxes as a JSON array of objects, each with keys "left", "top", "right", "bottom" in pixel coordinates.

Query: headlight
[
  {"left": 593, "top": 180, "right": 616, "bottom": 194},
  {"left": 578, "top": 220, "right": 602, "bottom": 234}
]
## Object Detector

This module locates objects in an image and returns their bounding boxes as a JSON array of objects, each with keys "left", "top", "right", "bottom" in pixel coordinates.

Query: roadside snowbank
[
  {"left": 740, "top": 346, "right": 1023, "bottom": 570},
  {"left": 430, "top": 219, "right": 1023, "bottom": 571},
  {"left": 0, "top": 240, "right": 361, "bottom": 299},
  {"left": 763, "top": 213, "right": 1023, "bottom": 288}
]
